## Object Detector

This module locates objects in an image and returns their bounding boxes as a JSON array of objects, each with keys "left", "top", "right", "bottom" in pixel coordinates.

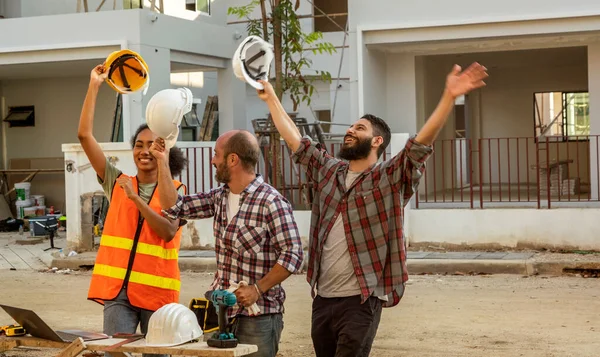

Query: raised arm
[
  {"left": 150, "top": 138, "right": 179, "bottom": 210},
  {"left": 415, "top": 63, "right": 488, "bottom": 145},
  {"left": 78, "top": 65, "right": 109, "bottom": 181},
  {"left": 385, "top": 63, "right": 488, "bottom": 202},
  {"left": 256, "top": 80, "right": 302, "bottom": 152},
  {"left": 150, "top": 138, "right": 216, "bottom": 220}
]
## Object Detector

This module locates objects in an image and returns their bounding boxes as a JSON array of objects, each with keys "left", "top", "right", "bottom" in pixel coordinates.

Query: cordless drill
[{"left": 207, "top": 289, "right": 239, "bottom": 348}]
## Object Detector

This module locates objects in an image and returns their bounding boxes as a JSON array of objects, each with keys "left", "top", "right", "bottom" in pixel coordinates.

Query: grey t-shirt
[
  {"left": 317, "top": 171, "right": 362, "bottom": 298},
  {"left": 317, "top": 170, "right": 389, "bottom": 301},
  {"left": 98, "top": 158, "right": 184, "bottom": 202}
]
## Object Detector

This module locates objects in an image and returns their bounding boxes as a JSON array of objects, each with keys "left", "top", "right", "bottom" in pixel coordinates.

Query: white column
[
  {"left": 217, "top": 63, "right": 247, "bottom": 133},
  {"left": 587, "top": 44, "right": 600, "bottom": 200},
  {"left": 122, "top": 44, "right": 172, "bottom": 142},
  {"left": 386, "top": 54, "right": 418, "bottom": 134}
]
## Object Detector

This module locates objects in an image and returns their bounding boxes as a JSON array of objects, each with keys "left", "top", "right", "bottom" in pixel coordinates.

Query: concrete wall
[
  {"left": 348, "top": 0, "right": 600, "bottom": 29},
  {"left": 1, "top": 76, "right": 115, "bottom": 213},
  {"left": 415, "top": 47, "right": 590, "bottom": 194},
  {"left": 6, "top": 0, "right": 229, "bottom": 24},
  {"left": 1, "top": 0, "right": 21, "bottom": 18},
  {"left": 1, "top": 77, "right": 114, "bottom": 159},
  {"left": 407, "top": 208, "right": 600, "bottom": 250}
]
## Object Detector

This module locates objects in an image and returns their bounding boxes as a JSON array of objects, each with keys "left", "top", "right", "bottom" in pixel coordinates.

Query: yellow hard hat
[{"left": 104, "top": 49, "right": 149, "bottom": 94}]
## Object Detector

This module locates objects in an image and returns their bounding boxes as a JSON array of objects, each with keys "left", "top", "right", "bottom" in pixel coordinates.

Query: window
[
  {"left": 3, "top": 106, "right": 35, "bottom": 127},
  {"left": 123, "top": 0, "right": 142, "bottom": 9},
  {"left": 313, "top": 0, "right": 347, "bottom": 33},
  {"left": 186, "top": 0, "right": 210, "bottom": 15},
  {"left": 534, "top": 91, "right": 589, "bottom": 140}
]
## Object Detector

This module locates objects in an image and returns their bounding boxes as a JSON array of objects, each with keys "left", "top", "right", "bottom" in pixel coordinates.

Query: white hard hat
[
  {"left": 145, "top": 303, "right": 203, "bottom": 347},
  {"left": 232, "top": 35, "right": 274, "bottom": 90},
  {"left": 146, "top": 88, "right": 194, "bottom": 149}
]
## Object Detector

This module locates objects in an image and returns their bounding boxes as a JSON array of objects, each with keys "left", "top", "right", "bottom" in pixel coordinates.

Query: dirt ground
[{"left": 0, "top": 270, "right": 598, "bottom": 357}]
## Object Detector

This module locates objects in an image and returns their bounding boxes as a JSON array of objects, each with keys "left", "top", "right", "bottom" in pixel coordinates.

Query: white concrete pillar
[
  {"left": 587, "top": 44, "right": 600, "bottom": 200},
  {"left": 122, "top": 44, "right": 172, "bottom": 142},
  {"left": 386, "top": 54, "right": 418, "bottom": 134},
  {"left": 217, "top": 63, "right": 247, "bottom": 133},
  {"left": 359, "top": 47, "right": 387, "bottom": 120}
]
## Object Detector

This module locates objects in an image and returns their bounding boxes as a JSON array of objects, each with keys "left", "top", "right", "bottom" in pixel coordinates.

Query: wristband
[{"left": 254, "top": 283, "right": 264, "bottom": 295}]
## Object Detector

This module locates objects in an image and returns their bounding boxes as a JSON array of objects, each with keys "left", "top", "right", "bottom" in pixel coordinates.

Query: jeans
[
  {"left": 103, "top": 288, "right": 168, "bottom": 357},
  {"left": 231, "top": 313, "right": 284, "bottom": 357},
  {"left": 311, "top": 295, "right": 382, "bottom": 357}
]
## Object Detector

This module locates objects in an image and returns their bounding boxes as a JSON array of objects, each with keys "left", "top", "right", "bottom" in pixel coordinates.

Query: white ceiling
[
  {"left": 422, "top": 46, "right": 588, "bottom": 70},
  {"left": 0, "top": 59, "right": 101, "bottom": 80}
]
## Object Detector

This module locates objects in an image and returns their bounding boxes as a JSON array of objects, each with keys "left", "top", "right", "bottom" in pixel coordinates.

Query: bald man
[{"left": 152, "top": 130, "right": 303, "bottom": 357}]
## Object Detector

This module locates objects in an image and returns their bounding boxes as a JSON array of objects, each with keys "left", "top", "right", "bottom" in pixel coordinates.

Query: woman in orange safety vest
[{"left": 78, "top": 64, "right": 188, "bottom": 357}]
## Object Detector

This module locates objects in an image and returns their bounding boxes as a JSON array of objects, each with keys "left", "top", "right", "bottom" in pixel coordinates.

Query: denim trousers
[{"left": 103, "top": 288, "right": 167, "bottom": 357}]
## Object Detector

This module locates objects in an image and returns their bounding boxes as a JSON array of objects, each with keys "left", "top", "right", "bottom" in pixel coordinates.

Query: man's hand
[
  {"left": 90, "top": 64, "right": 108, "bottom": 89},
  {"left": 117, "top": 176, "right": 137, "bottom": 200},
  {"left": 256, "top": 80, "right": 277, "bottom": 102},
  {"left": 445, "top": 62, "right": 488, "bottom": 99},
  {"left": 234, "top": 285, "right": 259, "bottom": 307},
  {"left": 150, "top": 138, "right": 168, "bottom": 162}
]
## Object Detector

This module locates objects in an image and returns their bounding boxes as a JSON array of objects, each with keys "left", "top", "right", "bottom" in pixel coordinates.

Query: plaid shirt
[
  {"left": 292, "top": 135, "right": 432, "bottom": 307},
  {"left": 163, "top": 175, "right": 303, "bottom": 316}
]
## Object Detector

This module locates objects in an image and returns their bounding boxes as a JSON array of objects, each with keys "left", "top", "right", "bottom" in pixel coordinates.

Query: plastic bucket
[
  {"left": 15, "top": 182, "right": 31, "bottom": 201},
  {"left": 15, "top": 199, "right": 32, "bottom": 219},
  {"left": 31, "top": 195, "right": 45, "bottom": 206},
  {"left": 23, "top": 207, "right": 37, "bottom": 217},
  {"left": 35, "top": 206, "right": 46, "bottom": 216}
]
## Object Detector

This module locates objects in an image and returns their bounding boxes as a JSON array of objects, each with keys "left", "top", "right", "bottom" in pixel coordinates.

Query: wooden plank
[
  {"left": 204, "top": 112, "right": 218, "bottom": 141},
  {"left": 86, "top": 338, "right": 258, "bottom": 356},
  {"left": 199, "top": 96, "right": 215, "bottom": 140},
  {"left": 25, "top": 245, "right": 55, "bottom": 268},
  {"left": 0, "top": 336, "right": 68, "bottom": 349},
  {"left": 11, "top": 247, "right": 48, "bottom": 270},
  {"left": 0, "top": 247, "right": 30, "bottom": 270},
  {"left": 0, "top": 254, "right": 12, "bottom": 270},
  {"left": 0, "top": 338, "right": 19, "bottom": 352},
  {"left": 56, "top": 337, "right": 86, "bottom": 357}
]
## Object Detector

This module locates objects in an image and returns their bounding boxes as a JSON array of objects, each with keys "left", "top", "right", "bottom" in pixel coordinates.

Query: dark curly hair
[{"left": 131, "top": 124, "right": 188, "bottom": 177}]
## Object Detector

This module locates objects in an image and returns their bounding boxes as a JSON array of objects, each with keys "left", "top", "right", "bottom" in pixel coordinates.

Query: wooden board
[
  {"left": 11, "top": 247, "right": 48, "bottom": 270},
  {"left": 0, "top": 336, "right": 258, "bottom": 357},
  {"left": 199, "top": 96, "right": 216, "bottom": 140},
  {"left": 86, "top": 338, "right": 257, "bottom": 356},
  {"left": 0, "top": 254, "right": 12, "bottom": 270},
  {"left": 0, "top": 247, "right": 30, "bottom": 270}
]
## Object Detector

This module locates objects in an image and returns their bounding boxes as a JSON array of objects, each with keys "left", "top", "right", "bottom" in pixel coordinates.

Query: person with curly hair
[{"left": 78, "top": 64, "right": 189, "bottom": 357}]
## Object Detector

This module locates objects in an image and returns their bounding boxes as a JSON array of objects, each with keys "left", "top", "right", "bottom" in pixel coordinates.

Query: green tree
[{"left": 228, "top": 0, "right": 336, "bottom": 111}]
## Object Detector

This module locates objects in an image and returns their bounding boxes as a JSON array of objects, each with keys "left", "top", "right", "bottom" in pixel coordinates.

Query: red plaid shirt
[
  {"left": 163, "top": 175, "right": 303, "bottom": 316},
  {"left": 292, "top": 136, "right": 432, "bottom": 307}
]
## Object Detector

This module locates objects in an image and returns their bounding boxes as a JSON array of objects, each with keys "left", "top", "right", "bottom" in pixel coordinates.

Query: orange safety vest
[{"left": 87, "top": 174, "right": 186, "bottom": 312}]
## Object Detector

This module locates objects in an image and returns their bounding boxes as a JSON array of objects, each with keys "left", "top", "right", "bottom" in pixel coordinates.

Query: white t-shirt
[{"left": 227, "top": 193, "right": 241, "bottom": 224}]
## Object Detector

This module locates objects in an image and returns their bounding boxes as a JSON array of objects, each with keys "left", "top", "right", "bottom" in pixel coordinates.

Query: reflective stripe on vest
[
  {"left": 92, "top": 264, "right": 181, "bottom": 291},
  {"left": 87, "top": 176, "right": 185, "bottom": 311},
  {"left": 100, "top": 235, "right": 178, "bottom": 260}
]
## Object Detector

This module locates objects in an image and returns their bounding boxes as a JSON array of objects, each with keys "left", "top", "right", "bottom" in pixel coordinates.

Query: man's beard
[
  {"left": 338, "top": 135, "right": 372, "bottom": 161},
  {"left": 215, "top": 162, "right": 231, "bottom": 184}
]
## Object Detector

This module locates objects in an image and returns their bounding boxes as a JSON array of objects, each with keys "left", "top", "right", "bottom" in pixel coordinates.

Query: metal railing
[
  {"left": 417, "top": 136, "right": 600, "bottom": 209},
  {"left": 176, "top": 141, "right": 390, "bottom": 210}
]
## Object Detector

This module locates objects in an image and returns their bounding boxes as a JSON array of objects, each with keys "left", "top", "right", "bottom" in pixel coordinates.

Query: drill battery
[{"left": 1, "top": 324, "right": 26, "bottom": 337}]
